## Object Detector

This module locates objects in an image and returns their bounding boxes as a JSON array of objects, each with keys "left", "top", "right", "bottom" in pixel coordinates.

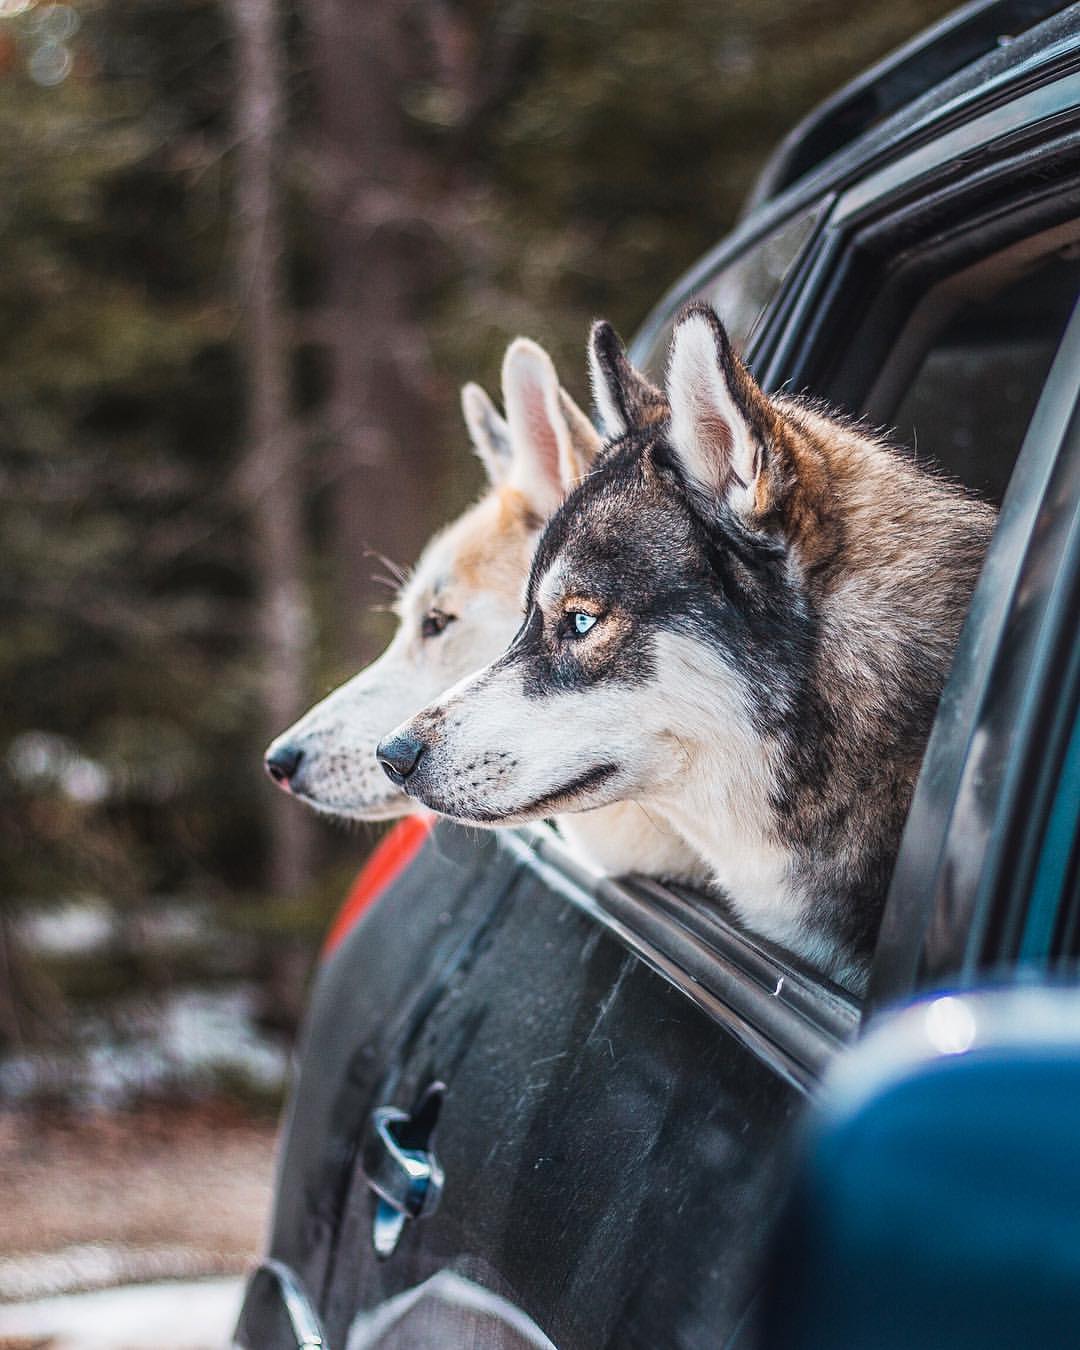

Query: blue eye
[{"left": 572, "top": 612, "right": 597, "bottom": 636}]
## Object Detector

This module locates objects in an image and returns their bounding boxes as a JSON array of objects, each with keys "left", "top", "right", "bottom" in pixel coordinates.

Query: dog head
[
  {"left": 377, "top": 303, "right": 822, "bottom": 828},
  {"left": 264, "top": 338, "right": 600, "bottom": 821}
]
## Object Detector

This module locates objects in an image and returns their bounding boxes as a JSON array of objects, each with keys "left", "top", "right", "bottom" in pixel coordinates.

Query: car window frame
[
  {"left": 587, "top": 63, "right": 1080, "bottom": 1071},
  {"left": 760, "top": 81, "right": 1080, "bottom": 400},
  {"left": 756, "top": 66, "right": 1080, "bottom": 1009}
]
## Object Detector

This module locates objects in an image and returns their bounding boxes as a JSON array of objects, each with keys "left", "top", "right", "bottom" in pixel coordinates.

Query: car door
[
  {"left": 238, "top": 172, "right": 860, "bottom": 1350},
  {"left": 237, "top": 819, "right": 858, "bottom": 1350}
]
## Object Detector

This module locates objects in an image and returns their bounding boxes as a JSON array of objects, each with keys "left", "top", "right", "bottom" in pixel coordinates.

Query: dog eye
[
  {"left": 421, "top": 608, "right": 455, "bottom": 639},
  {"left": 570, "top": 612, "right": 598, "bottom": 636}
]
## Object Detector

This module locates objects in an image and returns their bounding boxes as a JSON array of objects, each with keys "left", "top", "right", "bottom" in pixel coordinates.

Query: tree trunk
[
  {"left": 229, "top": 0, "right": 314, "bottom": 896},
  {"left": 306, "top": 0, "right": 443, "bottom": 671}
]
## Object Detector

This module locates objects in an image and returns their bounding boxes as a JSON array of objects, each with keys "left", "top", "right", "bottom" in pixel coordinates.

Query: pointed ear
[
  {"left": 461, "top": 382, "right": 512, "bottom": 487},
  {"left": 587, "top": 321, "right": 666, "bottom": 437},
  {"left": 665, "top": 304, "right": 773, "bottom": 522},
  {"left": 501, "top": 337, "right": 594, "bottom": 514}
]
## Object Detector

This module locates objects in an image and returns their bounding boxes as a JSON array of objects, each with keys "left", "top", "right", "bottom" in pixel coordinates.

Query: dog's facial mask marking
[
  {"left": 379, "top": 312, "right": 783, "bottom": 824},
  {"left": 263, "top": 338, "right": 600, "bottom": 821}
]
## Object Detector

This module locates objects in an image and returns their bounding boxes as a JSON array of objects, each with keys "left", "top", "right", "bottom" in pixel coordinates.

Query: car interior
[{"left": 865, "top": 222, "right": 1080, "bottom": 504}]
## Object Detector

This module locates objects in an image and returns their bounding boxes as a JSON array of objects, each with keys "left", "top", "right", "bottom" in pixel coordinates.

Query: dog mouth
[
  {"left": 291, "top": 785, "right": 415, "bottom": 824},
  {"left": 408, "top": 761, "right": 620, "bottom": 825}
]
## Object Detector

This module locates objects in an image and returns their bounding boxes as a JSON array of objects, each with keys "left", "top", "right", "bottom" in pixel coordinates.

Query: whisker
[{"left": 363, "top": 547, "right": 410, "bottom": 586}]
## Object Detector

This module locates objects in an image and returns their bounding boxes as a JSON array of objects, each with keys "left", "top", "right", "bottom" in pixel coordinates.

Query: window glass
[
  {"left": 634, "top": 199, "right": 826, "bottom": 377},
  {"left": 866, "top": 236, "right": 1080, "bottom": 504}
]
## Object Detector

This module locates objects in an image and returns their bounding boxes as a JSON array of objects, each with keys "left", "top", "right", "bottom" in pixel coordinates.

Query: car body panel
[{"left": 255, "top": 826, "right": 806, "bottom": 1349}]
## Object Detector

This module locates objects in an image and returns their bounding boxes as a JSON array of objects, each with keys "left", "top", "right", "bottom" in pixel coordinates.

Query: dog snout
[
  {"left": 377, "top": 732, "right": 427, "bottom": 786},
  {"left": 265, "top": 740, "right": 304, "bottom": 790}
]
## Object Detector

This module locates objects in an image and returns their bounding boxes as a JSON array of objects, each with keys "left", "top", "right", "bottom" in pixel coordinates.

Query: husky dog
[
  {"left": 377, "top": 304, "right": 996, "bottom": 988},
  {"left": 264, "top": 339, "right": 704, "bottom": 883}
]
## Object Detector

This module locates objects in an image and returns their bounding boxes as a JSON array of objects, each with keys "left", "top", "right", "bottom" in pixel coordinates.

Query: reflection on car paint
[{"left": 346, "top": 1270, "right": 557, "bottom": 1350}]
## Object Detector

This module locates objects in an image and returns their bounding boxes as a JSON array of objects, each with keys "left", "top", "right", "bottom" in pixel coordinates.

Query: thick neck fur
[
  {"left": 625, "top": 397, "right": 994, "bottom": 991},
  {"left": 558, "top": 801, "right": 712, "bottom": 886}
]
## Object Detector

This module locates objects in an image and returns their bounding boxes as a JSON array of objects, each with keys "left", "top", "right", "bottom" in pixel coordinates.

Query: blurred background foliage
[{"left": 0, "top": 0, "right": 955, "bottom": 1103}]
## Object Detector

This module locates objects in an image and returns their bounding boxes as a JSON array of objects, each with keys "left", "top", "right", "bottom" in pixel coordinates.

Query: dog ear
[
  {"left": 665, "top": 303, "right": 773, "bottom": 523},
  {"left": 501, "top": 338, "right": 598, "bottom": 513},
  {"left": 462, "top": 382, "right": 513, "bottom": 487},
  {"left": 588, "top": 321, "right": 666, "bottom": 437}
]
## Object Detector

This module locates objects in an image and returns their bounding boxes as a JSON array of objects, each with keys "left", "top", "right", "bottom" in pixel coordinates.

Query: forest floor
[
  {"left": 0, "top": 1103, "right": 278, "bottom": 1303},
  {"left": 0, "top": 1103, "right": 278, "bottom": 1348}
]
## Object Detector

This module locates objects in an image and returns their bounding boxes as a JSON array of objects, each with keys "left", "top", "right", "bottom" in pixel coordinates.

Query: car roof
[{"left": 745, "top": 0, "right": 1076, "bottom": 212}]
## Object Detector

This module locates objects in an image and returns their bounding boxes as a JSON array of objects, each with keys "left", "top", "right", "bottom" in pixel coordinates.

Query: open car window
[
  {"left": 777, "top": 186, "right": 1080, "bottom": 1004},
  {"left": 864, "top": 224, "right": 1080, "bottom": 504},
  {"left": 613, "top": 213, "right": 1080, "bottom": 1035},
  {"left": 614, "top": 76, "right": 1080, "bottom": 1050}
]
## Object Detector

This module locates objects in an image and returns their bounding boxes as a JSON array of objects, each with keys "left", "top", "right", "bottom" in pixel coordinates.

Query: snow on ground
[
  {"left": 0, "top": 1275, "right": 244, "bottom": 1349},
  {"left": 0, "top": 1107, "right": 277, "bottom": 1295},
  {"left": 0, "top": 986, "right": 289, "bottom": 1112}
]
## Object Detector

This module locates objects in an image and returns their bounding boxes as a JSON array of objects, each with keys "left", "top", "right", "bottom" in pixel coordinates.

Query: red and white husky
[{"left": 265, "top": 339, "right": 705, "bottom": 884}]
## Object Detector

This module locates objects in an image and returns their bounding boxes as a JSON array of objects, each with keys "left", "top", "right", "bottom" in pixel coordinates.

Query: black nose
[
  {"left": 377, "top": 733, "right": 426, "bottom": 785},
  {"left": 265, "top": 741, "right": 303, "bottom": 787}
]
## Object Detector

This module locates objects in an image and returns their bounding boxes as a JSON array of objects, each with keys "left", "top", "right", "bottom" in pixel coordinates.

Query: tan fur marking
[{"left": 452, "top": 486, "right": 537, "bottom": 593}]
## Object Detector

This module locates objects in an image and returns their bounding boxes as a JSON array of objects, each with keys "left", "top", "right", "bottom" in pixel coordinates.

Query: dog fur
[
  {"left": 379, "top": 304, "right": 996, "bottom": 989},
  {"left": 265, "top": 339, "right": 705, "bottom": 884}
]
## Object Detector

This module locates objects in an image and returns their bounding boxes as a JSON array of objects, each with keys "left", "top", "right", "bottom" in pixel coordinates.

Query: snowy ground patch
[{"left": 0, "top": 1276, "right": 244, "bottom": 1349}]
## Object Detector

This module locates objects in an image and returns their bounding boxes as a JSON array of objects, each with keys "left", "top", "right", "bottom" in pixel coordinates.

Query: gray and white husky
[
  {"left": 264, "top": 338, "right": 704, "bottom": 883},
  {"left": 378, "top": 304, "right": 996, "bottom": 989}
]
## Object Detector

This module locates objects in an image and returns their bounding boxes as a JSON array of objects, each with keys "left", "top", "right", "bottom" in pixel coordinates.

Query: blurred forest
[{"left": 0, "top": 0, "right": 957, "bottom": 1103}]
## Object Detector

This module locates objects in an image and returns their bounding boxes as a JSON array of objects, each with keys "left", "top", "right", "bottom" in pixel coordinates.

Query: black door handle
[{"left": 360, "top": 1082, "right": 445, "bottom": 1258}]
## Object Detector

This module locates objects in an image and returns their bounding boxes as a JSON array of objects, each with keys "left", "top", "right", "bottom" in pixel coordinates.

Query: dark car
[{"left": 236, "top": 3, "right": 1080, "bottom": 1345}]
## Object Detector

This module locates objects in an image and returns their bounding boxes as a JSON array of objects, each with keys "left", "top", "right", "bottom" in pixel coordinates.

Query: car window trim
[
  {"left": 833, "top": 68, "right": 1080, "bottom": 226},
  {"left": 505, "top": 827, "right": 859, "bottom": 1094},
  {"left": 762, "top": 97, "right": 1080, "bottom": 399}
]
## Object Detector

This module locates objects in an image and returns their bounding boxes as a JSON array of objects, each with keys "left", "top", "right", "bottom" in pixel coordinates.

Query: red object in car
[{"left": 321, "top": 813, "right": 435, "bottom": 959}]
